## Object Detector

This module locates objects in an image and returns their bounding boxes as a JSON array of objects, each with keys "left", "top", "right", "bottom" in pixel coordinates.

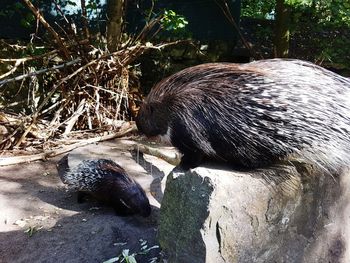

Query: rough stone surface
[{"left": 158, "top": 165, "right": 350, "bottom": 263}]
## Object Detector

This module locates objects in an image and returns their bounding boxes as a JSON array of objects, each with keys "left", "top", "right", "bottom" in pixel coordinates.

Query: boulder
[{"left": 158, "top": 165, "right": 350, "bottom": 263}]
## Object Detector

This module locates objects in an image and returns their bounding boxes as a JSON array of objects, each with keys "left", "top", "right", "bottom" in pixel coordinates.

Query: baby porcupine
[
  {"left": 57, "top": 155, "right": 151, "bottom": 217},
  {"left": 136, "top": 59, "right": 350, "bottom": 173}
]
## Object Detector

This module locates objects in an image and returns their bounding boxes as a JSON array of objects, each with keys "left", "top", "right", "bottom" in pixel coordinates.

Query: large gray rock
[{"left": 158, "top": 165, "right": 350, "bottom": 263}]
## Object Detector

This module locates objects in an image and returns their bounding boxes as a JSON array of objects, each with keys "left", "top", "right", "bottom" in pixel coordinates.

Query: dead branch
[
  {"left": 0, "top": 3, "right": 189, "bottom": 152},
  {"left": 27, "top": 44, "right": 145, "bottom": 116},
  {"left": 14, "top": 121, "right": 36, "bottom": 148},
  {"left": 0, "top": 58, "right": 81, "bottom": 86},
  {"left": 0, "top": 122, "right": 137, "bottom": 166},
  {"left": 0, "top": 60, "right": 23, "bottom": 80},
  {"left": 214, "top": 0, "right": 263, "bottom": 59},
  {"left": 134, "top": 144, "right": 181, "bottom": 166},
  {"left": 22, "top": 0, "right": 70, "bottom": 59},
  {"left": 0, "top": 40, "right": 44, "bottom": 50},
  {"left": 0, "top": 40, "right": 181, "bottom": 148},
  {"left": 0, "top": 38, "right": 88, "bottom": 65},
  {"left": 63, "top": 99, "right": 87, "bottom": 134},
  {"left": 145, "top": 40, "right": 192, "bottom": 50},
  {"left": 0, "top": 49, "right": 58, "bottom": 63}
]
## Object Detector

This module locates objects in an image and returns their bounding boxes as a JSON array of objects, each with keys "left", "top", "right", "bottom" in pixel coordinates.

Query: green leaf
[
  {"left": 102, "top": 257, "right": 120, "bottom": 263},
  {"left": 66, "top": 0, "right": 77, "bottom": 6},
  {"left": 126, "top": 256, "right": 137, "bottom": 263},
  {"left": 122, "top": 249, "right": 130, "bottom": 257}
]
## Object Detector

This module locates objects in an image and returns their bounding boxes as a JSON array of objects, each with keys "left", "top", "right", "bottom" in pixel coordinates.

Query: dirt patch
[{"left": 0, "top": 139, "right": 174, "bottom": 263}]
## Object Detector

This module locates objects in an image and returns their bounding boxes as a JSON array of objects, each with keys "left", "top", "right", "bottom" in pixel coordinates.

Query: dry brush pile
[{"left": 0, "top": 0, "right": 183, "bottom": 164}]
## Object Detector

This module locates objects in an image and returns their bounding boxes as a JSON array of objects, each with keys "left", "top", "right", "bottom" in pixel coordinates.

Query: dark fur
[
  {"left": 57, "top": 155, "right": 151, "bottom": 217},
  {"left": 136, "top": 59, "right": 350, "bottom": 172}
]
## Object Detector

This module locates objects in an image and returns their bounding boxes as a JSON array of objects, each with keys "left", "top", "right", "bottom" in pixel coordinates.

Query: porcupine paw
[{"left": 178, "top": 152, "right": 204, "bottom": 170}]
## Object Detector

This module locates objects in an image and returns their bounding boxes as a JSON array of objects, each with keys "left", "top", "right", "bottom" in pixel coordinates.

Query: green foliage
[
  {"left": 0, "top": 0, "right": 103, "bottom": 32},
  {"left": 313, "top": 0, "right": 350, "bottom": 27},
  {"left": 241, "top": 0, "right": 275, "bottom": 19},
  {"left": 65, "top": 0, "right": 77, "bottom": 6},
  {"left": 284, "top": 0, "right": 312, "bottom": 5},
  {"left": 242, "top": 0, "right": 350, "bottom": 26},
  {"left": 317, "top": 32, "right": 350, "bottom": 66},
  {"left": 20, "top": 13, "right": 35, "bottom": 29},
  {"left": 242, "top": 0, "right": 350, "bottom": 69},
  {"left": 103, "top": 239, "right": 159, "bottom": 263},
  {"left": 103, "top": 249, "right": 137, "bottom": 263},
  {"left": 0, "top": 1, "right": 31, "bottom": 26},
  {"left": 1, "top": 1, "right": 189, "bottom": 40},
  {"left": 161, "top": 10, "right": 189, "bottom": 34},
  {"left": 24, "top": 226, "right": 42, "bottom": 237},
  {"left": 86, "top": 0, "right": 98, "bottom": 10}
]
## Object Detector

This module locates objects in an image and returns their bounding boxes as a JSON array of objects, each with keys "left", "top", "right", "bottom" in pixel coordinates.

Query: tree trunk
[
  {"left": 106, "top": 0, "right": 125, "bottom": 52},
  {"left": 274, "top": 0, "right": 291, "bottom": 58},
  {"left": 80, "top": 0, "right": 90, "bottom": 39}
]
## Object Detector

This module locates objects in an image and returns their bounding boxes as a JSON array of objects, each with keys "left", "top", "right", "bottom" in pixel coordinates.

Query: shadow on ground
[
  {"left": 0, "top": 212, "right": 160, "bottom": 263},
  {"left": 0, "top": 140, "right": 170, "bottom": 263}
]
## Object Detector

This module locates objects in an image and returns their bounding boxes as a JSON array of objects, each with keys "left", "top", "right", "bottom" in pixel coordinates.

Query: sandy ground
[{"left": 0, "top": 139, "right": 174, "bottom": 263}]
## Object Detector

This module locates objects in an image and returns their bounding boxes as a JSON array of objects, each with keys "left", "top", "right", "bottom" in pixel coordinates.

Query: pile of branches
[{"left": 0, "top": 0, "right": 184, "bottom": 158}]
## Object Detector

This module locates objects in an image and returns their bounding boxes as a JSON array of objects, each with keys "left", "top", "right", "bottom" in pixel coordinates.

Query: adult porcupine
[
  {"left": 136, "top": 59, "right": 350, "bottom": 172},
  {"left": 57, "top": 155, "right": 151, "bottom": 217}
]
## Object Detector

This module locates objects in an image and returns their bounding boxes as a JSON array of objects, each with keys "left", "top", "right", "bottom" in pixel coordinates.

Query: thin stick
[
  {"left": 134, "top": 144, "right": 181, "bottom": 166},
  {"left": 14, "top": 121, "right": 36, "bottom": 147},
  {"left": 0, "top": 60, "right": 23, "bottom": 80},
  {"left": 22, "top": 0, "right": 70, "bottom": 59},
  {"left": 214, "top": 0, "right": 263, "bottom": 59},
  {"left": 0, "top": 124, "right": 137, "bottom": 166},
  {"left": 0, "top": 58, "right": 81, "bottom": 86}
]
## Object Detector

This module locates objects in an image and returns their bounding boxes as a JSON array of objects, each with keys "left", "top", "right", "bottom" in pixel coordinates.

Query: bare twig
[
  {"left": 0, "top": 60, "right": 23, "bottom": 80},
  {"left": 214, "top": 0, "right": 263, "bottom": 59},
  {"left": 22, "top": 0, "right": 70, "bottom": 59},
  {"left": 0, "top": 7, "right": 187, "bottom": 150},
  {"left": 14, "top": 121, "right": 35, "bottom": 147},
  {"left": 0, "top": 58, "right": 81, "bottom": 86},
  {"left": 63, "top": 99, "right": 87, "bottom": 134},
  {"left": 0, "top": 123, "right": 137, "bottom": 166},
  {"left": 134, "top": 144, "right": 181, "bottom": 166},
  {"left": 0, "top": 40, "right": 44, "bottom": 50}
]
